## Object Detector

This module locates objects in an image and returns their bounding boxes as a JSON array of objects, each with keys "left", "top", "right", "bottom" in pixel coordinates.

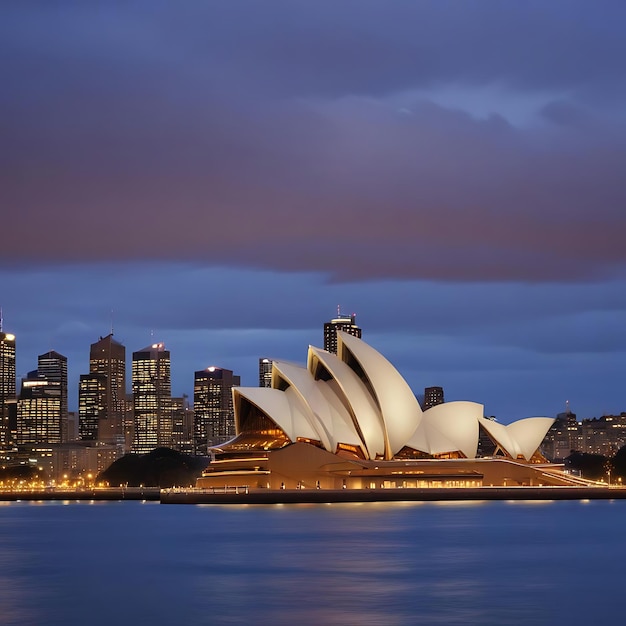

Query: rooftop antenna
[
  {"left": 337, "top": 304, "right": 341, "bottom": 317},
  {"left": 566, "top": 399, "right": 570, "bottom": 414},
  {"left": 0, "top": 306, "right": 3, "bottom": 332},
  {"left": 110, "top": 309, "right": 114, "bottom": 336}
]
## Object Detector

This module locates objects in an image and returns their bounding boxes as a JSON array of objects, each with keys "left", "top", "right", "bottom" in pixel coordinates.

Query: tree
[{"left": 98, "top": 448, "right": 208, "bottom": 488}]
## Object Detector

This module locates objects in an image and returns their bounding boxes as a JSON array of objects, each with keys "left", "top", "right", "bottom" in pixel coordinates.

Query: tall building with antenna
[
  {"left": 323, "top": 307, "right": 362, "bottom": 354},
  {"left": 132, "top": 342, "right": 172, "bottom": 453},
  {"left": 85, "top": 333, "right": 126, "bottom": 443}
]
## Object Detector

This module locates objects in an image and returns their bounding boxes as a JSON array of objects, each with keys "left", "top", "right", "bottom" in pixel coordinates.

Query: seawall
[
  {"left": 160, "top": 485, "right": 626, "bottom": 505},
  {"left": 0, "top": 487, "right": 161, "bottom": 502},
  {"left": 3, "top": 485, "right": 625, "bottom": 505}
]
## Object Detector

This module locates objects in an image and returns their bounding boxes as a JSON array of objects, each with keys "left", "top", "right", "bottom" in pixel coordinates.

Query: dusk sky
[{"left": 2, "top": 2, "right": 626, "bottom": 421}]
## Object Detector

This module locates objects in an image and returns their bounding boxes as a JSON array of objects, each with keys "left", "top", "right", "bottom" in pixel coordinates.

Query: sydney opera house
[{"left": 198, "top": 332, "right": 580, "bottom": 490}]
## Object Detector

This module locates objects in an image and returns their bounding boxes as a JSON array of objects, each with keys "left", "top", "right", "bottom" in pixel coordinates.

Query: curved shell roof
[
  {"left": 478, "top": 416, "right": 555, "bottom": 461},
  {"left": 232, "top": 334, "right": 554, "bottom": 462},
  {"left": 407, "top": 401, "right": 482, "bottom": 458},
  {"left": 338, "top": 332, "right": 423, "bottom": 456},
  {"left": 272, "top": 360, "right": 364, "bottom": 455},
  {"left": 308, "top": 346, "right": 386, "bottom": 458}
]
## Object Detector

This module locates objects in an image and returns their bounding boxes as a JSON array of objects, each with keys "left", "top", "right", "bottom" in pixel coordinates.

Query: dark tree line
[
  {"left": 98, "top": 448, "right": 208, "bottom": 488},
  {"left": 566, "top": 445, "right": 626, "bottom": 482}
]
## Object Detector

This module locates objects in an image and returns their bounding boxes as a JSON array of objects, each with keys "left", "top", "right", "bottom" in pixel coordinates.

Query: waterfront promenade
[
  {"left": 0, "top": 487, "right": 161, "bottom": 501},
  {"left": 160, "top": 485, "right": 626, "bottom": 504},
  {"left": 3, "top": 485, "right": 626, "bottom": 504}
]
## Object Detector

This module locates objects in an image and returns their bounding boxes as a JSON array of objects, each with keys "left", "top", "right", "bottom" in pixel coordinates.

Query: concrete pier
[
  {"left": 160, "top": 485, "right": 626, "bottom": 505},
  {"left": 3, "top": 485, "right": 625, "bottom": 505},
  {"left": 0, "top": 487, "right": 161, "bottom": 502}
]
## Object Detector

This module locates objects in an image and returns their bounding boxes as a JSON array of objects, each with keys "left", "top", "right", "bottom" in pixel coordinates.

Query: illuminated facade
[
  {"left": 132, "top": 343, "right": 171, "bottom": 453},
  {"left": 259, "top": 358, "right": 273, "bottom": 388},
  {"left": 17, "top": 372, "right": 62, "bottom": 445},
  {"left": 38, "top": 351, "right": 67, "bottom": 419},
  {"left": 78, "top": 373, "right": 107, "bottom": 441},
  {"left": 198, "top": 333, "right": 559, "bottom": 489},
  {"left": 0, "top": 331, "right": 16, "bottom": 449},
  {"left": 30, "top": 441, "right": 125, "bottom": 483},
  {"left": 194, "top": 367, "right": 240, "bottom": 452},
  {"left": 38, "top": 351, "right": 68, "bottom": 441},
  {"left": 323, "top": 311, "right": 361, "bottom": 354},
  {"left": 542, "top": 411, "right": 626, "bottom": 461},
  {"left": 88, "top": 334, "right": 126, "bottom": 443}
]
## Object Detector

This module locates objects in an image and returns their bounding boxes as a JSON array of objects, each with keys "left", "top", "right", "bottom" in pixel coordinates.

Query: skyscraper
[
  {"left": 78, "top": 373, "right": 107, "bottom": 441},
  {"left": 17, "top": 370, "right": 62, "bottom": 445},
  {"left": 259, "top": 358, "right": 273, "bottom": 388},
  {"left": 88, "top": 334, "right": 126, "bottom": 443},
  {"left": 132, "top": 342, "right": 171, "bottom": 453},
  {"left": 169, "top": 395, "right": 194, "bottom": 454},
  {"left": 37, "top": 351, "right": 68, "bottom": 441},
  {"left": 0, "top": 330, "right": 16, "bottom": 449},
  {"left": 323, "top": 310, "right": 361, "bottom": 354},
  {"left": 194, "top": 367, "right": 240, "bottom": 453}
]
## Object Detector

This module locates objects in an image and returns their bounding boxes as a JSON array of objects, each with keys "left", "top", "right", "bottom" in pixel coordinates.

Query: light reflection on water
[{"left": 0, "top": 499, "right": 625, "bottom": 625}]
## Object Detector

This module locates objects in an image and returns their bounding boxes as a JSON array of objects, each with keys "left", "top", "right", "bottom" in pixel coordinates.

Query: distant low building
[
  {"left": 542, "top": 411, "right": 626, "bottom": 461},
  {"left": 29, "top": 441, "right": 125, "bottom": 483},
  {"left": 423, "top": 386, "right": 444, "bottom": 410}
]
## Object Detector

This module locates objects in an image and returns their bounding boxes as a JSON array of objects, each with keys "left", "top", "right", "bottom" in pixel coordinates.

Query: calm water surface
[{"left": 0, "top": 499, "right": 624, "bottom": 625}]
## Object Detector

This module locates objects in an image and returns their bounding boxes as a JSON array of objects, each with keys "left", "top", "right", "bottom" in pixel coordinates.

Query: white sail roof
[
  {"left": 412, "top": 401, "right": 482, "bottom": 458},
  {"left": 338, "top": 332, "right": 423, "bottom": 457},
  {"left": 307, "top": 346, "right": 386, "bottom": 459},
  {"left": 231, "top": 335, "right": 553, "bottom": 462}
]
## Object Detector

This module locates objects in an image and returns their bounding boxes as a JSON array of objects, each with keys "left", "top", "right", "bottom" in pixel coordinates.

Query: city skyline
[
  {"left": 2, "top": 314, "right": 625, "bottom": 424},
  {"left": 3, "top": 3, "right": 626, "bottom": 422}
]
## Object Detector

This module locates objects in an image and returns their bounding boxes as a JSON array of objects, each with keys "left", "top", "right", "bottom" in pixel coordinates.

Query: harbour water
[{"left": 1, "top": 499, "right": 624, "bottom": 625}]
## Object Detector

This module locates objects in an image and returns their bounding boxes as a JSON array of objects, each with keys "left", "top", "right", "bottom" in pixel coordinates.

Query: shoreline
[
  {"left": 0, "top": 487, "right": 161, "bottom": 501},
  {"left": 160, "top": 485, "right": 626, "bottom": 505},
  {"left": 2, "top": 485, "right": 625, "bottom": 505}
]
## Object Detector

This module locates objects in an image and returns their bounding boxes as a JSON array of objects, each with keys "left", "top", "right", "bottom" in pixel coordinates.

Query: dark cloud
[
  {"left": 3, "top": 4, "right": 626, "bottom": 422},
  {"left": 2, "top": 2, "right": 626, "bottom": 282}
]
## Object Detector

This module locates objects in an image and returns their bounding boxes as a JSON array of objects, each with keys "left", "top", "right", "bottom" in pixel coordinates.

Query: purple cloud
[{"left": 2, "top": 2, "right": 626, "bottom": 282}]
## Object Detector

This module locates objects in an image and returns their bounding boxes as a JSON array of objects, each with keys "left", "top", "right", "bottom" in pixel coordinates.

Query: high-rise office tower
[
  {"left": 132, "top": 342, "right": 171, "bottom": 453},
  {"left": 88, "top": 334, "right": 126, "bottom": 443},
  {"left": 78, "top": 373, "right": 107, "bottom": 441},
  {"left": 0, "top": 329, "right": 16, "bottom": 449},
  {"left": 259, "top": 358, "right": 273, "bottom": 388},
  {"left": 323, "top": 309, "right": 361, "bottom": 354},
  {"left": 423, "top": 386, "right": 444, "bottom": 410},
  {"left": 169, "top": 395, "right": 194, "bottom": 454},
  {"left": 194, "top": 367, "right": 240, "bottom": 453},
  {"left": 37, "top": 351, "right": 68, "bottom": 441},
  {"left": 17, "top": 370, "right": 62, "bottom": 445}
]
